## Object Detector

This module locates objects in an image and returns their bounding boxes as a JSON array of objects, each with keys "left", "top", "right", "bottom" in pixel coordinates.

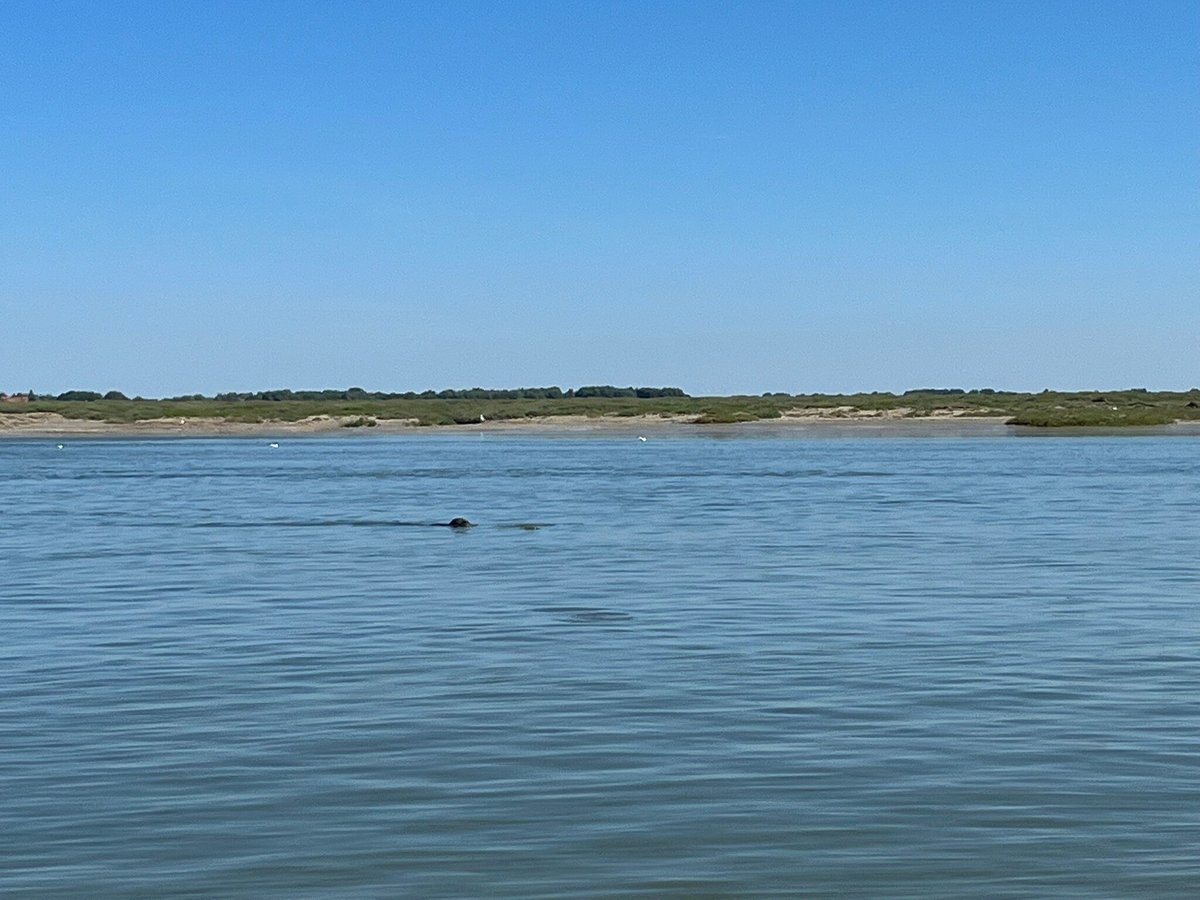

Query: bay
[{"left": 2, "top": 433, "right": 1198, "bottom": 897}]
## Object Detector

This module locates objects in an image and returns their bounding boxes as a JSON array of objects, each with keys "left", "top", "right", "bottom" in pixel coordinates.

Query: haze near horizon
[{"left": 3, "top": 1, "right": 1196, "bottom": 397}]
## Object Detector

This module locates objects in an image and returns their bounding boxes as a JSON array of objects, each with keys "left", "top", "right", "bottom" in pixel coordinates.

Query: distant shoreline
[
  {"left": 5, "top": 388, "right": 1200, "bottom": 429},
  {"left": 1, "top": 410, "right": 999, "bottom": 437},
  {"left": 4, "top": 410, "right": 1200, "bottom": 438}
]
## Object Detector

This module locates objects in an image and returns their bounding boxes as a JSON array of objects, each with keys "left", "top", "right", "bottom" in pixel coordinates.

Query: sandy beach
[
  {"left": 7, "top": 410, "right": 1200, "bottom": 438},
  {"left": 0, "top": 409, "right": 1022, "bottom": 438}
]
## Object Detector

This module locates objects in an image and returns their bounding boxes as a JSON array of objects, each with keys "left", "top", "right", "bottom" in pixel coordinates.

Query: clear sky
[{"left": 3, "top": 1, "right": 1197, "bottom": 397}]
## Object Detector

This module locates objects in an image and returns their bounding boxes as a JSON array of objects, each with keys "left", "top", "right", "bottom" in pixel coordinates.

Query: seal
[{"left": 446, "top": 517, "right": 475, "bottom": 528}]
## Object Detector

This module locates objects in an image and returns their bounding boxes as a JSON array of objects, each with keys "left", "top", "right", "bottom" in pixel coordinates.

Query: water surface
[{"left": 2, "top": 434, "right": 1198, "bottom": 896}]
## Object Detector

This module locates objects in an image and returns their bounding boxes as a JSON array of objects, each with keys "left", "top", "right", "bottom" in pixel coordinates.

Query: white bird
[
  {"left": 268, "top": 442, "right": 279, "bottom": 449},
  {"left": 637, "top": 435, "right": 647, "bottom": 442},
  {"left": 56, "top": 443, "right": 64, "bottom": 450}
]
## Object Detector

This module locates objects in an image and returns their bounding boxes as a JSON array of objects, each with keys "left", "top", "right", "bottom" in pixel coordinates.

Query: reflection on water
[{"left": 2, "top": 434, "right": 1199, "bottom": 896}]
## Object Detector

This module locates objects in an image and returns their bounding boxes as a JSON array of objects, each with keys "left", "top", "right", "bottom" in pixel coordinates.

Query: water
[{"left": 2, "top": 433, "right": 1198, "bottom": 897}]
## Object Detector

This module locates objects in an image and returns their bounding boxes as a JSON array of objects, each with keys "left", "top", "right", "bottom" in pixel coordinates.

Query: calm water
[{"left": 2, "top": 433, "right": 1198, "bottom": 897}]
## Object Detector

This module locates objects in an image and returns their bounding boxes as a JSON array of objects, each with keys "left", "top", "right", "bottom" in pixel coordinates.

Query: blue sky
[{"left": 3, "top": 0, "right": 1196, "bottom": 396}]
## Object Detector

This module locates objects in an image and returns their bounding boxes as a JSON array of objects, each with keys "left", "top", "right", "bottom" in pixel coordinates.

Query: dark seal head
[{"left": 447, "top": 517, "right": 475, "bottom": 528}]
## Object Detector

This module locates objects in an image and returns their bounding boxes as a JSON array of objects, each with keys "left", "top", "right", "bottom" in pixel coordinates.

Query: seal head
[{"left": 447, "top": 517, "right": 475, "bottom": 528}]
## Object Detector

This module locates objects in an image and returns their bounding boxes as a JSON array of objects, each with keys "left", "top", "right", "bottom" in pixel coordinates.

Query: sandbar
[
  {"left": 0, "top": 409, "right": 1012, "bottom": 438},
  {"left": 6, "top": 409, "right": 1199, "bottom": 439}
]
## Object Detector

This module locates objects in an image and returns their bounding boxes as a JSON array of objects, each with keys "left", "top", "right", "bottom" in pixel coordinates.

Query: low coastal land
[
  {"left": 0, "top": 409, "right": 1017, "bottom": 437},
  {"left": 3, "top": 388, "right": 1200, "bottom": 437}
]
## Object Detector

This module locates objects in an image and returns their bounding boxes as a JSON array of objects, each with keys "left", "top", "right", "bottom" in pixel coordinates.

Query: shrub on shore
[{"left": 7, "top": 387, "right": 1200, "bottom": 429}]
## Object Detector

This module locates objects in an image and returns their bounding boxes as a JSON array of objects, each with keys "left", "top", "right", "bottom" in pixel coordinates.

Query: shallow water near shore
[{"left": 3, "top": 434, "right": 1199, "bottom": 896}]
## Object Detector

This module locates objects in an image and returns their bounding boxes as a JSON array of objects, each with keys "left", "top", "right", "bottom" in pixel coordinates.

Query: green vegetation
[
  {"left": 3, "top": 386, "right": 1200, "bottom": 428},
  {"left": 203, "top": 385, "right": 685, "bottom": 402}
]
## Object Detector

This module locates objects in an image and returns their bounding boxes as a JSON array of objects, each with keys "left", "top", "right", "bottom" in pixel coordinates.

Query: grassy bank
[{"left": 5, "top": 389, "right": 1200, "bottom": 428}]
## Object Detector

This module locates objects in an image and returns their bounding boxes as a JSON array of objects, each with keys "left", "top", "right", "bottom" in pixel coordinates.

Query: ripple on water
[{"left": 2, "top": 434, "right": 1199, "bottom": 896}]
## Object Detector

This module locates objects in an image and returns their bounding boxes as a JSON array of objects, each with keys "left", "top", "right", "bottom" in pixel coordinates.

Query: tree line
[{"left": 28, "top": 386, "right": 690, "bottom": 402}]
